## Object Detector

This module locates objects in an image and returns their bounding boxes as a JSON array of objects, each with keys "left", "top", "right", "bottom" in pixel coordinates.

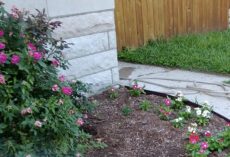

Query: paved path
[{"left": 119, "top": 62, "right": 230, "bottom": 120}]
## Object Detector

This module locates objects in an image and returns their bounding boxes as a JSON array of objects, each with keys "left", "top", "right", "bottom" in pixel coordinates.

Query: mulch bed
[{"left": 85, "top": 87, "right": 230, "bottom": 157}]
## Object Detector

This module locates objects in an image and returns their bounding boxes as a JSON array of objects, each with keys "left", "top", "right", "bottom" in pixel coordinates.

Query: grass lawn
[{"left": 118, "top": 30, "right": 230, "bottom": 74}]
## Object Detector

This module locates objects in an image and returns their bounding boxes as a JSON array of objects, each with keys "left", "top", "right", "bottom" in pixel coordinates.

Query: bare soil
[{"left": 85, "top": 88, "right": 230, "bottom": 157}]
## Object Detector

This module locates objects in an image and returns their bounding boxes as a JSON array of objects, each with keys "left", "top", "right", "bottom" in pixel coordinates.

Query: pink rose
[
  {"left": 0, "top": 42, "right": 5, "bottom": 49},
  {"left": 52, "top": 84, "right": 59, "bottom": 91},
  {"left": 33, "top": 52, "right": 42, "bottom": 60},
  {"left": 9, "top": 32, "right": 13, "bottom": 37},
  {"left": 76, "top": 118, "right": 84, "bottom": 126},
  {"left": 21, "top": 107, "right": 32, "bottom": 116},
  {"left": 0, "top": 30, "right": 4, "bottom": 37},
  {"left": 200, "top": 142, "right": 208, "bottom": 150},
  {"left": 0, "top": 52, "right": 7, "bottom": 64},
  {"left": 34, "top": 120, "right": 42, "bottom": 128},
  {"left": 51, "top": 59, "right": 60, "bottom": 67},
  {"left": 27, "top": 43, "right": 36, "bottom": 51},
  {"left": 0, "top": 74, "right": 5, "bottom": 84},
  {"left": 62, "top": 86, "right": 73, "bottom": 96},
  {"left": 11, "top": 54, "right": 20, "bottom": 64},
  {"left": 58, "top": 75, "right": 65, "bottom": 82},
  {"left": 164, "top": 98, "right": 171, "bottom": 106}
]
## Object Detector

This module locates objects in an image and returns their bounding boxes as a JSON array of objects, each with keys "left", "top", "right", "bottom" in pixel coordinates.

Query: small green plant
[
  {"left": 139, "top": 100, "right": 152, "bottom": 111},
  {"left": 194, "top": 102, "right": 212, "bottom": 126},
  {"left": 171, "top": 117, "right": 184, "bottom": 128},
  {"left": 171, "top": 96, "right": 185, "bottom": 110},
  {"left": 129, "top": 81, "right": 145, "bottom": 97},
  {"left": 179, "top": 106, "right": 192, "bottom": 120},
  {"left": 158, "top": 105, "right": 172, "bottom": 120},
  {"left": 109, "top": 87, "right": 119, "bottom": 99},
  {"left": 121, "top": 105, "right": 132, "bottom": 116}
]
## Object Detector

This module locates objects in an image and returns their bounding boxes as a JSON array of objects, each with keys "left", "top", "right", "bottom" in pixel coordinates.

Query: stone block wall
[{"left": 4, "top": 0, "right": 119, "bottom": 92}]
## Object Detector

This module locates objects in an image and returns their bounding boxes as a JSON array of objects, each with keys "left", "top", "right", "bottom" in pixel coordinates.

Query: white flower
[
  {"left": 196, "top": 109, "right": 202, "bottom": 116},
  {"left": 191, "top": 123, "right": 197, "bottom": 127},
  {"left": 176, "top": 91, "right": 183, "bottom": 97},
  {"left": 202, "top": 110, "right": 211, "bottom": 118},
  {"left": 26, "top": 155, "right": 31, "bottom": 157},
  {"left": 176, "top": 97, "right": 183, "bottom": 102},
  {"left": 188, "top": 126, "right": 197, "bottom": 133},
  {"left": 71, "top": 79, "right": 77, "bottom": 83},
  {"left": 185, "top": 106, "right": 191, "bottom": 113},
  {"left": 174, "top": 117, "right": 183, "bottom": 122},
  {"left": 178, "top": 117, "right": 183, "bottom": 121}
]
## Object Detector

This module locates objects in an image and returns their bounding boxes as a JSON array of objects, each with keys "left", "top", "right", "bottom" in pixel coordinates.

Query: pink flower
[
  {"left": 76, "top": 118, "right": 84, "bottom": 126},
  {"left": 132, "top": 84, "right": 138, "bottom": 89},
  {"left": 21, "top": 107, "right": 32, "bottom": 116},
  {"left": 201, "top": 142, "right": 208, "bottom": 150},
  {"left": 62, "top": 86, "right": 73, "bottom": 96},
  {"left": 34, "top": 120, "right": 42, "bottom": 128},
  {"left": 0, "top": 52, "right": 7, "bottom": 64},
  {"left": 0, "top": 30, "right": 4, "bottom": 37},
  {"left": 164, "top": 98, "right": 171, "bottom": 106},
  {"left": 9, "top": 32, "right": 13, "bottom": 37},
  {"left": 52, "top": 84, "right": 59, "bottom": 91},
  {"left": 0, "top": 42, "right": 5, "bottom": 49},
  {"left": 204, "top": 131, "right": 211, "bottom": 137},
  {"left": 33, "top": 52, "right": 42, "bottom": 60},
  {"left": 0, "top": 74, "right": 5, "bottom": 84},
  {"left": 27, "top": 43, "right": 36, "bottom": 51},
  {"left": 11, "top": 54, "right": 20, "bottom": 64},
  {"left": 83, "top": 114, "right": 88, "bottom": 119},
  {"left": 199, "top": 149, "right": 205, "bottom": 154},
  {"left": 58, "top": 75, "right": 65, "bottom": 82},
  {"left": 51, "top": 59, "right": 60, "bottom": 67},
  {"left": 75, "top": 153, "right": 81, "bottom": 157}
]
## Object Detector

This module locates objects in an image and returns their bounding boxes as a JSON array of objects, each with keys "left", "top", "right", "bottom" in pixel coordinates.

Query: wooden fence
[{"left": 115, "top": 0, "right": 230, "bottom": 50}]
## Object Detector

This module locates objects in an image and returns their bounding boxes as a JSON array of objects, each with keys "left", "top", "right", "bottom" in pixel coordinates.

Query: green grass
[{"left": 118, "top": 30, "right": 230, "bottom": 74}]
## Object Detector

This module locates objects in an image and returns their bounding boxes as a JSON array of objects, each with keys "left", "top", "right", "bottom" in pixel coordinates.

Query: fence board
[{"left": 115, "top": 0, "right": 230, "bottom": 50}]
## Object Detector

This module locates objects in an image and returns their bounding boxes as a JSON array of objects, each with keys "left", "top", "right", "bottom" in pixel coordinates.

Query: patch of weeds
[
  {"left": 121, "top": 105, "right": 132, "bottom": 116},
  {"left": 139, "top": 100, "right": 152, "bottom": 111}
]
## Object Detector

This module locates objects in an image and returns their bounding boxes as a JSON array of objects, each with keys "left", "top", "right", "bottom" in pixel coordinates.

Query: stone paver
[{"left": 119, "top": 62, "right": 230, "bottom": 120}]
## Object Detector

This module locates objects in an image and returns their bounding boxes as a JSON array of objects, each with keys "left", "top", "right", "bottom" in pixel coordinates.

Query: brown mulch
[{"left": 85, "top": 87, "right": 230, "bottom": 157}]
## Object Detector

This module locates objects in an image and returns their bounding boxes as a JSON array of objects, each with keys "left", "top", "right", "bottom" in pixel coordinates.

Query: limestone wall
[{"left": 4, "top": 0, "right": 119, "bottom": 92}]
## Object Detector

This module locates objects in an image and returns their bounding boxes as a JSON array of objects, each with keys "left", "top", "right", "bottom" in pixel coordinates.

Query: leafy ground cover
[
  {"left": 86, "top": 86, "right": 230, "bottom": 157},
  {"left": 118, "top": 30, "right": 230, "bottom": 74}
]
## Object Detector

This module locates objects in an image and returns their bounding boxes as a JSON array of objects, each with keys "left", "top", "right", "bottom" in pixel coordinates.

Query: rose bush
[{"left": 0, "top": 3, "right": 101, "bottom": 157}]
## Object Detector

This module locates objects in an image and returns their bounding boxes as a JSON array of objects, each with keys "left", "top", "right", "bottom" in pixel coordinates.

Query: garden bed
[{"left": 85, "top": 87, "right": 230, "bottom": 157}]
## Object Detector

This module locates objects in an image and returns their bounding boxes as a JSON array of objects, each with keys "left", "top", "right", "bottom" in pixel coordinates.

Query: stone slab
[
  {"left": 64, "top": 33, "right": 109, "bottom": 60},
  {"left": 52, "top": 11, "right": 115, "bottom": 39},
  {"left": 59, "top": 50, "right": 118, "bottom": 78},
  {"left": 108, "top": 30, "right": 117, "bottom": 49},
  {"left": 4, "top": 0, "right": 48, "bottom": 14},
  {"left": 78, "top": 69, "right": 113, "bottom": 93},
  {"left": 47, "top": 0, "right": 114, "bottom": 18}
]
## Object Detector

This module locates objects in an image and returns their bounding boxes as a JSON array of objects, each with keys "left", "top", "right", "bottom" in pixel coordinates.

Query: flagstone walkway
[{"left": 119, "top": 62, "right": 230, "bottom": 120}]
